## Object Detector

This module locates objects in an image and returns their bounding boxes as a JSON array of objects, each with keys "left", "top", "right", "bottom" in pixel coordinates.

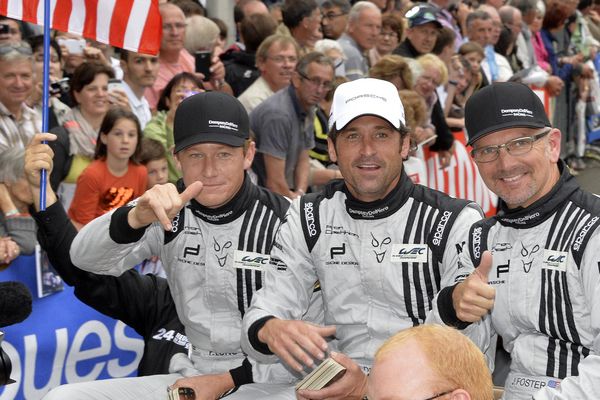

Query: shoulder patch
[
  {"left": 164, "top": 207, "right": 186, "bottom": 245},
  {"left": 300, "top": 193, "right": 324, "bottom": 253},
  {"left": 469, "top": 218, "right": 496, "bottom": 267}
]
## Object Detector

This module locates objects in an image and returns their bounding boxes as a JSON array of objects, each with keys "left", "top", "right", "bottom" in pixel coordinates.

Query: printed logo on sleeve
[
  {"left": 233, "top": 250, "right": 270, "bottom": 271},
  {"left": 391, "top": 244, "right": 428, "bottom": 263}
]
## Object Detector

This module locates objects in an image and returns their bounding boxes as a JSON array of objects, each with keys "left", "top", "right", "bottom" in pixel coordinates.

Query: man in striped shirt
[{"left": 0, "top": 41, "right": 40, "bottom": 152}]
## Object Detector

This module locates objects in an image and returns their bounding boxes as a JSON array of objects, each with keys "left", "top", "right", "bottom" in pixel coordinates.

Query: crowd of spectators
[{"left": 1, "top": 0, "right": 599, "bottom": 397}]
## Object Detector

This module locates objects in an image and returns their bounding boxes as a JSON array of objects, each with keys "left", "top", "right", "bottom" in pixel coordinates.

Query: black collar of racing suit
[
  {"left": 176, "top": 173, "right": 256, "bottom": 225},
  {"left": 495, "top": 160, "right": 579, "bottom": 228},
  {"left": 343, "top": 169, "right": 413, "bottom": 220}
]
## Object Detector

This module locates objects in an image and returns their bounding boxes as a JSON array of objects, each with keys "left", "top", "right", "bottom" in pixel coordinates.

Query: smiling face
[
  {"left": 414, "top": 65, "right": 441, "bottom": 98},
  {"left": 472, "top": 127, "right": 561, "bottom": 209},
  {"left": 0, "top": 58, "right": 33, "bottom": 112},
  {"left": 73, "top": 72, "right": 110, "bottom": 118},
  {"left": 175, "top": 142, "right": 255, "bottom": 208},
  {"left": 328, "top": 115, "right": 409, "bottom": 202}
]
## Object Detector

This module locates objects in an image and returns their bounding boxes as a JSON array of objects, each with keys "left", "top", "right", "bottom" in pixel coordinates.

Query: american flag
[{"left": 0, "top": 0, "right": 162, "bottom": 55}]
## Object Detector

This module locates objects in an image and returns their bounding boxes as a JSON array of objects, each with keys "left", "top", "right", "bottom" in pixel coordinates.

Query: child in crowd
[
  {"left": 136, "top": 138, "right": 169, "bottom": 278},
  {"left": 139, "top": 138, "right": 169, "bottom": 189},
  {"left": 68, "top": 108, "right": 147, "bottom": 230}
]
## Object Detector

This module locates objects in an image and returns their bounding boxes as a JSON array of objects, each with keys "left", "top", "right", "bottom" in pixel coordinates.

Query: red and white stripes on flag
[{"left": 0, "top": 0, "right": 162, "bottom": 55}]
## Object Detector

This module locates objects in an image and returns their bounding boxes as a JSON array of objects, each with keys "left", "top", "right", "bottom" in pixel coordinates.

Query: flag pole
[{"left": 40, "top": 0, "right": 51, "bottom": 211}]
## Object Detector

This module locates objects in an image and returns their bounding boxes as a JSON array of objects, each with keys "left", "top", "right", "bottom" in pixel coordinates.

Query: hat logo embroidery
[
  {"left": 208, "top": 119, "right": 239, "bottom": 132},
  {"left": 500, "top": 108, "right": 533, "bottom": 118}
]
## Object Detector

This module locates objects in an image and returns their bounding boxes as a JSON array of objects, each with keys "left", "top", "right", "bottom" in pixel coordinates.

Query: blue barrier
[{"left": 0, "top": 254, "right": 144, "bottom": 400}]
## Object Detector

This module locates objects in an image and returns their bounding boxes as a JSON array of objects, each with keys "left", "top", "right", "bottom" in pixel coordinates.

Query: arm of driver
[
  {"left": 69, "top": 182, "right": 200, "bottom": 276},
  {"left": 241, "top": 199, "right": 325, "bottom": 365}
]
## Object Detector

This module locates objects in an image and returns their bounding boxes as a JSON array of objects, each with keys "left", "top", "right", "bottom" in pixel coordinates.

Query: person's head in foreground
[
  {"left": 327, "top": 78, "right": 409, "bottom": 202},
  {"left": 173, "top": 91, "right": 255, "bottom": 208},
  {"left": 465, "top": 82, "right": 559, "bottom": 209},
  {"left": 367, "top": 324, "right": 494, "bottom": 400}
]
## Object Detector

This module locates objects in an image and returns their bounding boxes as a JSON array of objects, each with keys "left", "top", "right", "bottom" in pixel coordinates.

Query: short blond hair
[
  {"left": 375, "top": 325, "right": 493, "bottom": 400},
  {"left": 369, "top": 54, "right": 413, "bottom": 89},
  {"left": 416, "top": 53, "right": 448, "bottom": 85}
]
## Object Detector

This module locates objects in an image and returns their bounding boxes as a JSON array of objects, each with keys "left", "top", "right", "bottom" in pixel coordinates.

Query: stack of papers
[{"left": 295, "top": 358, "right": 347, "bottom": 391}]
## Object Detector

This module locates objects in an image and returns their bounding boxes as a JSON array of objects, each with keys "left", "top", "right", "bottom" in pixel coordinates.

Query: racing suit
[
  {"left": 69, "top": 176, "right": 300, "bottom": 398},
  {"left": 432, "top": 162, "right": 600, "bottom": 399},
  {"left": 242, "top": 171, "right": 484, "bottom": 372}
]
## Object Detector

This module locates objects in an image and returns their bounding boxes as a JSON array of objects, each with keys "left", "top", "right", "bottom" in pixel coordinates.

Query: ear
[
  {"left": 72, "top": 89, "right": 82, "bottom": 105},
  {"left": 174, "top": 151, "right": 182, "bottom": 172},
  {"left": 256, "top": 58, "right": 266, "bottom": 74},
  {"left": 243, "top": 141, "right": 256, "bottom": 170},
  {"left": 100, "top": 132, "right": 108, "bottom": 145},
  {"left": 119, "top": 58, "right": 127, "bottom": 73},
  {"left": 546, "top": 128, "right": 561, "bottom": 162},
  {"left": 449, "top": 388, "right": 472, "bottom": 400},
  {"left": 292, "top": 71, "right": 302, "bottom": 89},
  {"left": 327, "top": 137, "right": 338, "bottom": 163},
  {"left": 347, "top": 19, "right": 356, "bottom": 35},
  {"left": 400, "top": 133, "right": 410, "bottom": 159}
]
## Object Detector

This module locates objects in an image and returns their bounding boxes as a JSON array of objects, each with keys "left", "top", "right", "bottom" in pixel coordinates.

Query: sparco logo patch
[
  {"left": 472, "top": 227, "right": 482, "bottom": 259},
  {"left": 432, "top": 211, "right": 452, "bottom": 246},
  {"left": 573, "top": 216, "right": 599, "bottom": 251},
  {"left": 391, "top": 244, "right": 428, "bottom": 263},
  {"left": 304, "top": 202, "right": 317, "bottom": 237}
]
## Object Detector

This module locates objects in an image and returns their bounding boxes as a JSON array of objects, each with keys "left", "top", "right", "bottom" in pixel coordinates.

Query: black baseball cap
[
  {"left": 465, "top": 82, "right": 551, "bottom": 146},
  {"left": 174, "top": 91, "right": 250, "bottom": 153},
  {"left": 405, "top": 3, "right": 442, "bottom": 29}
]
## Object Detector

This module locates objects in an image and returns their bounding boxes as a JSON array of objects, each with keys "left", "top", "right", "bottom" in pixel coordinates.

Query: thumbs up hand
[{"left": 452, "top": 250, "right": 496, "bottom": 323}]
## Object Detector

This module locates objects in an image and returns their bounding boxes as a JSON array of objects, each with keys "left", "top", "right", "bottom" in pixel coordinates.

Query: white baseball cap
[{"left": 328, "top": 78, "right": 406, "bottom": 132}]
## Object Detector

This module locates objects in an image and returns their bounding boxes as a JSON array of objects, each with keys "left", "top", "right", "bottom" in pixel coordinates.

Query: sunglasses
[{"left": 0, "top": 42, "right": 32, "bottom": 56}]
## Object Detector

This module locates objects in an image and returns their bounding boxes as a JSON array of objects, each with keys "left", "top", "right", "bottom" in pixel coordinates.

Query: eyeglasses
[
  {"left": 163, "top": 23, "right": 187, "bottom": 32},
  {"left": 418, "top": 75, "right": 440, "bottom": 87},
  {"left": 0, "top": 42, "right": 32, "bottom": 56},
  {"left": 323, "top": 11, "right": 347, "bottom": 20},
  {"left": 297, "top": 70, "right": 333, "bottom": 90},
  {"left": 470, "top": 129, "right": 551, "bottom": 163},
  {"left": 379, "top": 31, "right": 399, "bottom": 40},
  {"left": 267, "top": 55, "right": 298, "bottom": 64}
]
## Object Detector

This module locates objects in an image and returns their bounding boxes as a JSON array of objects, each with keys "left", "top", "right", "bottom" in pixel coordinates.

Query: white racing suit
[
  {"left": 431, "top": 162, "right": 600, "bottom": 399},
  {"left": 242, "top": 173, "right": 485, "bottom": 375},
  {"left": 69, "top": 176, "right": 309, "bottom": 399}
]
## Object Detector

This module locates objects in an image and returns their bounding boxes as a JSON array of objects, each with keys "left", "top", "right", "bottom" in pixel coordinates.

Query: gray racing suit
[
  {"left": 242, "top": 172, "right": 484, "bottom": 372},
  {"left": 432, "top": 162, "right": 600, "bottom": 399}
]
